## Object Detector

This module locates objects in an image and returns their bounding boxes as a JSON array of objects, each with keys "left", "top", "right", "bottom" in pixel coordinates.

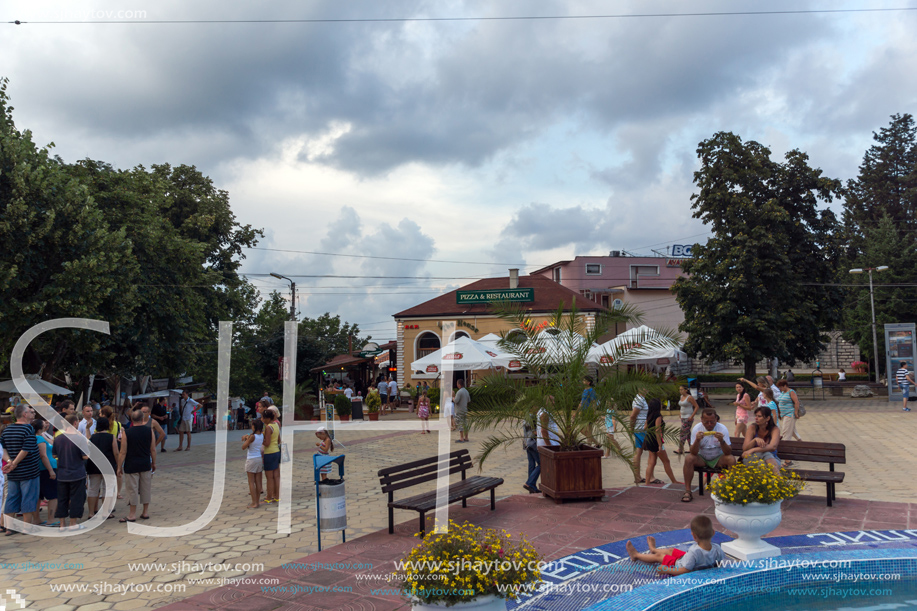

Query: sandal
[
  {"left": 119, "top": 517, "right": 136, "bottom": 523},
  {"left": 681, "top": 491, "right": 693, "bottom": 503},
  {"left": 649, "top": 479, "right": 664, "bottom": 485},
  {"left": 139, "top": 515, "right": 150, "bottom": 520},
  {"left": 673, "top": 450, "right": 684, "bottom": 455},
  {"left": 634, "top": 478, "right": 645, "bottom": 484}
]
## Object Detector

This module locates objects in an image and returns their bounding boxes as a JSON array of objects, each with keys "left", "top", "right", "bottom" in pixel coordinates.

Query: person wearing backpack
[{"left": 775, "top": 379, "right": 802, "bottom": 442}]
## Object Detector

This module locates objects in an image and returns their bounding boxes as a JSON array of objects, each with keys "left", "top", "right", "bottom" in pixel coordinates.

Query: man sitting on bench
[{"left": 681, "top": 409, "right": 734, "bottom": 503}]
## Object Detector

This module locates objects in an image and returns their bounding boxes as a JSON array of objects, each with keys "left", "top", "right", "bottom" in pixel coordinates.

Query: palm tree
[{"left": 468, "top": 300, "right": 682, "bottom": 473}]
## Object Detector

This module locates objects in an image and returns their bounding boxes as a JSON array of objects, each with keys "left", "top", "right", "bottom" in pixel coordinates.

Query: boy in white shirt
[{"left": 626, "top": 515, "right": 725, "bottom": 575}]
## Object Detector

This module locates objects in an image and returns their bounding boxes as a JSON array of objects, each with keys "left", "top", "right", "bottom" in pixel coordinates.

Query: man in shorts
[
  {"left": 177, "top": 391, "right": 199, "bottom": 451},
  {"left": 681, "top": 409, "right": 734, "bottom": 502},
  {"left": 454, "top": 379, "right": 471, "bottom": 443},
  {"left": 377, "top": 377, "right": 389, "bottom": 415},
  {"left": 896, "top": 361, "right": 915, "bottom": 412},
  {"left": 629, "top": 390, "right": 649, "bottom": 483},
  {"left": 1, "top": 404, "right": 40, "bottom": 534}
]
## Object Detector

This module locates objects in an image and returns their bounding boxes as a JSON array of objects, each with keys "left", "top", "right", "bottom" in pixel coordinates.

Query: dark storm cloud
[
  {"left": 2, "top": 0, "right": 844, "bottom": 175},
  {"left": 497, "top": 202, "right": 604, "bottom": 252}
]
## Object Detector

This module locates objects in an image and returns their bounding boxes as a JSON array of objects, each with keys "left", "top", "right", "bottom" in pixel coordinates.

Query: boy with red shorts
[{"left": 626, "top": 515, "right": 725, "bottom": 575}]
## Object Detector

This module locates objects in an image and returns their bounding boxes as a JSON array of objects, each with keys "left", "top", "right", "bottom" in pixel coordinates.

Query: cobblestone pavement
[{"left": 0, "top": 396, "right": 913, "bottom": 610}]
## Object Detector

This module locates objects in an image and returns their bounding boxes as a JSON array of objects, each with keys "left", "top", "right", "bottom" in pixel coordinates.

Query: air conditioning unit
[{"left": 609, "top": 250, "right": 621, "bottom": 257}]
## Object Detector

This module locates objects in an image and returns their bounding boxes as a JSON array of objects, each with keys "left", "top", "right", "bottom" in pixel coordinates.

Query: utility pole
[
  {"left": 849, "top": 266, "right": 889, "bottom": 383},
  {"left": 270, "top": 272, "right": 296, "bottom": 321}
]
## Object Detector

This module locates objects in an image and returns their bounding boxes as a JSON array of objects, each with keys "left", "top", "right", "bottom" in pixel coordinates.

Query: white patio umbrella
[
  {"left": 476, "top": 333, "right": 502, "bottom": 346},
  {"left": 587, "top": 325, "right": 686, "bottom": 366},
  {"left": 411, "top": 336, "right": 522, "bottom": 374},
  {"left": 0, "top": 376, "right": 74, "bottom": 395},
  {"left": 527, "top": 329, "right": 595, "bottom": 365}
]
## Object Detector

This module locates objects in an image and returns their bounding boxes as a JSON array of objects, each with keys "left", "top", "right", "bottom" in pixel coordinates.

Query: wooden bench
[
  {"left": 694, "top": 439, "right": 846, "bottom": 506},
  {"left": 377, "top": 449, "right": 504, "bottom": 536}
]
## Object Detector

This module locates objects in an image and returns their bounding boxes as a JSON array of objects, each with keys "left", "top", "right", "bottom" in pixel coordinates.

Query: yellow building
[{"left": 393, "top": 270, "right": 604, "bottom": 387}]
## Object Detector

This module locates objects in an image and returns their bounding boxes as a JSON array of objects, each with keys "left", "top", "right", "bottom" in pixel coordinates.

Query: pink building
[{"left": 531, "top": 253, "right": 687, "bottom": 335}]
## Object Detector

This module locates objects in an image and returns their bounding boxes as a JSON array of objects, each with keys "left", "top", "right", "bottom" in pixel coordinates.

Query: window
[
  {"left": 630, "top": 265, "right": 659, "bottom": 288},
  {"left": 585, "top": 263, "right": 602, "bottom": 275},
  {"left": 552, "top": 267, "right": 562, "bottom": 283},
  {"left": 416, "top": 332, "right": 441, "bottom": 359},
  {"left": 452, "top": 331, "right": 470, "bottom": 342}
]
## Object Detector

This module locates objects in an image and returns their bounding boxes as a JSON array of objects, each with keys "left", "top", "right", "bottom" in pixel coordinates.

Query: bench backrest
[
  {"left": 378, "top": 449, "right": 473, "bottom": 494},
  {"left": 726, "top": 439, "right": 846, "bottom": 464}
]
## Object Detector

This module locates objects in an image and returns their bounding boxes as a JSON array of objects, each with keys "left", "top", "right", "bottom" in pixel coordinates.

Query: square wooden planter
[{"left": 537, "top": 444, "right": 605, "bottom": 504}]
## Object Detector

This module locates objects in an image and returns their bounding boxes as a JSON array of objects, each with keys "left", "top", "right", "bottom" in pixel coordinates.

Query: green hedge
[{"left": 333, "top": 393, "right": 352, "bottom": 417}]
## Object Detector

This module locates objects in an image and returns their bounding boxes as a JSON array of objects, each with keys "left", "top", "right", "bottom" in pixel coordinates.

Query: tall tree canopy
[
  {"left": 841, "top": 115, "right": 917, "bottom": 374},
  {"left": 843, "top": 113, "right": 917, "bottom": 254},
  {"left": 0, "top": 78, "right": 262, "bottom": 384},
  {"left": 672, "top": 131, "right": 844, "bottom": 378}
]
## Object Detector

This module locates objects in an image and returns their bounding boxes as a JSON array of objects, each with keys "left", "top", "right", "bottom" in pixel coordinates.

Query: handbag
[{"left": 796, "top": 397, "right": 806, "bottom": 418}]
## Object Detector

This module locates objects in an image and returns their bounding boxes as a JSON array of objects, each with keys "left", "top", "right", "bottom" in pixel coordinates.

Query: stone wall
[{"left": 686, "top": 331, "right": 862, "bottom": 374}]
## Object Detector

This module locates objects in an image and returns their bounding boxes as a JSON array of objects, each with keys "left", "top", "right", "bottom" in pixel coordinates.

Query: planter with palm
[
  {"left": 295, "top": 381, "right": 318, "bottom": 421},
  {"left": 468, "top": 301, "right": 682, "bottom": 502}
]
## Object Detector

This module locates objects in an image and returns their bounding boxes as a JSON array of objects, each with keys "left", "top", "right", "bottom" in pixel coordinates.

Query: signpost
[{"left": 456, "top": 288, "right": 534, "bottom": 304}]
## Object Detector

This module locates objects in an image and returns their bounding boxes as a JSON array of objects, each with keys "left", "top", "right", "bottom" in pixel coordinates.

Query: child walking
[
  {"left": 417, "top": 391, "right": 431, "bottom": 434},
  {"left": 315, "top": 427, "right": 334, "bottom": 480},
  {"left": 242, "top": 420, "right": 264, "bottom": 508},
  {"left": 626, "top": 515, "right": 725, "bottom": 575}
]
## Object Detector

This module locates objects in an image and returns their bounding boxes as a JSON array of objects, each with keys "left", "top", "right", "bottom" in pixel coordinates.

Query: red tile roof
[{"left": 394, "top": 275, "right": 603, "bottom": 319}]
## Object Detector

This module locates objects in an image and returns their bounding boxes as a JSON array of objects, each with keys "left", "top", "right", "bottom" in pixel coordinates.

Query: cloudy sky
[{"left": 3, "top": 0, "right": 916, "bottom": 343}]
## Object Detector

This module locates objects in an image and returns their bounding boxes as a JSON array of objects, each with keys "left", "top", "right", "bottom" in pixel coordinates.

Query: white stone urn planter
[
  {"left": 412, "top": 594, "right": 505, "bottom": 611},
  {"left": 713, "top": 495, "right": 783, "bottom": 560}
]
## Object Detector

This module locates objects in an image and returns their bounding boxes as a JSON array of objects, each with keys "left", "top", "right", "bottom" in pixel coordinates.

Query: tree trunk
[{"left": 744, "top": 357, "right": 758, "bottom": 381}]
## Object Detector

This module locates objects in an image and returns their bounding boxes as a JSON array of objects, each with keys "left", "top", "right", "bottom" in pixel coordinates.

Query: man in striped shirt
[
  {"left": 897, "top": 361, "right": 915, "bottom": 412},
  {"left": 1, "top": 403, "right": 41, "bottom": 534}
]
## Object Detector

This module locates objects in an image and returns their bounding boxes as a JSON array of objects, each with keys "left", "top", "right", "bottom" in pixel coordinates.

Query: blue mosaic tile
[{"left": 507, "top": 529, "right": 917, "bottom": 611}]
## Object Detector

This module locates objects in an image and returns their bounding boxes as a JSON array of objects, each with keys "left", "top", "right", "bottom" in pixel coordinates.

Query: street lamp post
[
  {"left": 270, "top": 272, "right": 296, "bottom": 321},
  {"left": 849, "top": 266, "right": 888, "bottom": 383}
]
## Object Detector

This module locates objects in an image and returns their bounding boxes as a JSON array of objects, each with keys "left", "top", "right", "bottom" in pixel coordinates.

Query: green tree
[
  {"left": 672, "top": 132, "right": 844, "bottom": 379},
  {"left": 297, "top": 313, "right": 367, "bottom": 381},
  {"left": 0, "top": 79, "right": 263, "bottom": 389},
  {"left": 842, "top": 215, "right": 917, "bottom": 376},
  {"left": 843, "top": 113, "right": 917, "bottom": 256},
  {"left": 0, "top": 79, "right": 138, "bottom": 380}
]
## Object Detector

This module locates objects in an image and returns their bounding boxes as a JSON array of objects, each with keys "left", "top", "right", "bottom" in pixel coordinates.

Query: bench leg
[
  {"left": 490, "top": 488, "right": 496, "bottom": 511},
  {"left": 388, "top": 506, "right": 394, "bottom": 534},
  {"left": 419, "top": 511, "right": 426, "bottom": 537},
  {"left": 697, "top": 471, "right": 704, "bottom": 496},
  {"left": 826, "top": 484, "right": 832, "bottom": 507},
  {"left": 462, "top": 497, "right": 467, "bottom": 508}
]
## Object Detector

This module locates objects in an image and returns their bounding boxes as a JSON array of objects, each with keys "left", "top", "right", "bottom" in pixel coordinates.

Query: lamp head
[
  {"left": 270, "top": 272, "right": 284, "bottom": 280},
  {"left": 848, "top": 268, "right": 863, "bottom": 274},
  {"left": 876, "top": 266, "right": 889, "bottom": 272}
]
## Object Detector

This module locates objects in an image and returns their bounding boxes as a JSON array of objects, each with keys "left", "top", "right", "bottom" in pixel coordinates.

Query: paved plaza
[{"left": 1, "top": 395, "right": 914, "bottom": 610}]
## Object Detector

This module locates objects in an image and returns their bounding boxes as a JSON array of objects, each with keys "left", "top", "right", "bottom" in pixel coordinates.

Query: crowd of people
[{"left": 0, "top": 393, "right": 187, "bottom": 532}]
